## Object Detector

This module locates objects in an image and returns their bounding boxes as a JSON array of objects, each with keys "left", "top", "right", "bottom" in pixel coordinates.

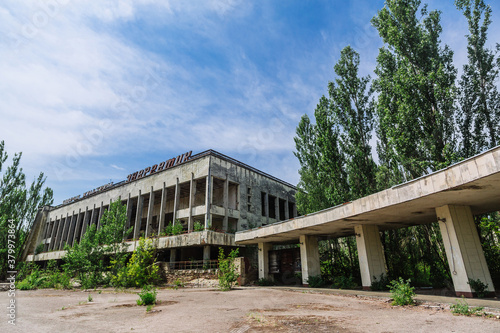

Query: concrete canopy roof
[{"left": 235, "top": 146, "right": 500, "bottom": 245}]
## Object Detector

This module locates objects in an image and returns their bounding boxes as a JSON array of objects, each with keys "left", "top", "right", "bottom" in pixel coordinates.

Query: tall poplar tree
[
  {"left": 372, "top": 0, "right": 458, "bottom": 179},
  {"left": 0, "top": 141, "right": 54, "bottom": 279},
  {"left": 294, "top": 97, "right": 349, "bottom": 214},
  {"left": 329, "top": 46, "right": 377, "bottom": 199},
  {"left": 456, "top": 0, "right": 500, "bottom": 157}
]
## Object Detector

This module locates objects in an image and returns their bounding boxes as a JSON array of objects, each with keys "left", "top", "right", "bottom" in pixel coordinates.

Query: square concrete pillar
[
  {"left": 188, "top": 174, "right": 195, "bottom": 232},
  {"left": 170, "top": 249, "right": 177, "bottom": 263},
  {"left": 258, "top": 242, "right": 273, "bottom": 280},
  {"left": 159, "top": 183, "right": 167, "bottom": 233},
  {"left": 203, "top": 245, "right": 211, "bottom": 264},
  {"left": 355, "top": 225, "right": 387, "bottom": 290},
  {"left": 205, "top": 175, "right": 213, "bottom": 228},
  {"left": 133, "top": 191, "right": 143, "bottom": 240},
  {"left": 145, "top": 187, "right": 154, "bottom": 237},
  {"left": 436, "top": 205, "right": 495, "bottom": 297},
  {"left": 299, "top": 235, "right": 321, "bottom": 285},
  {"left": 223, "top": 176, "right": 229, "bottom": 231}
]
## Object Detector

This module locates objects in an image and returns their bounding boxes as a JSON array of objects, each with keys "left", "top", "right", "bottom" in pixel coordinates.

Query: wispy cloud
[{"left": 1, "top": 0, "right": 499, "bottom": 204}]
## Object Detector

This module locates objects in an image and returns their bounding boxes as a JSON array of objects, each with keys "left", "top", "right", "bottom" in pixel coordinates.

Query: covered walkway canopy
[{"left": 235, "top": 146, "right": 500, "bottom": 297}]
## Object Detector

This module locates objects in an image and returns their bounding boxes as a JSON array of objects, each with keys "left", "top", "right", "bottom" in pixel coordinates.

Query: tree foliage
[
  {"left": 294, "top": 0, "right": 500, "bottom": 288},
  {"left": 0, "top": 141, "right": 53, "bottom": 279},
  {"left": 63, "top": 199, "right": 130, "bottom": 288},
  {"left": 456, "top": 0, "right": 500, "bottom": 157}
]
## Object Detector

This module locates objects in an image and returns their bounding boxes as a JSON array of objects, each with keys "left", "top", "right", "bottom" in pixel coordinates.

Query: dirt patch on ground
[{"left": 2, "top": 287, "right": 499, "bottom": 332}]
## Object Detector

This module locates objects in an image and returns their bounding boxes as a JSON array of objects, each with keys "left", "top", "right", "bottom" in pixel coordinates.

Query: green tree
[
  {"left": 456, "top": 0, "right": 500, "bottom": 157},
  {"left": 63, "top": 199, "right": 130, "bottom": 288},
  {"left": 111, "top": 237, "right": 159, "bottom": 288},
  {"left": 0, "top": 141, "right": 53, "bottom": 279},
  {"left": 294, "top": 97, "right": 349, "bottom": 214},
  {"left": 372, "top": 0, "right": 458, "bottom": 179},
  {"left": 329, "top": 46, "right": 377, "bottom": 199},
  {"left": 217, "top": 247, "right": 240, "bottom": 291}
]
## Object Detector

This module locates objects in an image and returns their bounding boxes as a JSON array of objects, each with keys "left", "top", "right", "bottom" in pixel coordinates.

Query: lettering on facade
[
  {"left": 82, "top": 182, "right": 114, "bottom": 197},
  {"left": 126, "top": 151, "right": 192, "bottom": 182},
  {"left": 61, "top": 151, "right": 193, "bottom": 204},
  {"left": 63, "top": 195, "right": 80, "bottom": 205}
]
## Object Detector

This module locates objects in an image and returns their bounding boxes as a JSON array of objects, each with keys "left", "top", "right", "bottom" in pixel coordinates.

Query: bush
[
  {"left": 388, "top": 278, "right": 415, "bottom": 306},
  {"left": 371, "top": 273, "right": 390, "bottom": 291},
  {"left": 257, "top": 278, "right": 275, "bottom": 286},
  {"left": 332, "top": 275, "right": 356, "bottom": 289},
  {"left": 450, "top": 297, "right": 484, "bottom": 316},
  {"left": 137, "top": 286, "right": 157, "bottom": 306},
  {"left": 194, "top": 221, "right": 204, "bottom": 232},
  {"left": 467, "top": 278, "right": 489, "bottom": 298},
  {"left": 217, "top": 247, "right": 240, "bottom": 291},
  {"left": 306, "top": 275, "right": 324, "bottom": 288},
  {"left": 111, "top": 238, "right": 159, "bottom": 288},
  {"left": 35, "top": 243, "right": 45, "bottom": 255},
  {"left": 17, "top": 279, "right": 34, "bottom": 290},
  {"left": 172, "top": 221, "right": 183, "bottom": 235}
]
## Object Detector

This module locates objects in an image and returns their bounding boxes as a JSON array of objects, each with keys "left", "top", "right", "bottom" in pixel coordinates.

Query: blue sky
[{"left": 1, "top": 0, "right": 499, "bottom": 205}]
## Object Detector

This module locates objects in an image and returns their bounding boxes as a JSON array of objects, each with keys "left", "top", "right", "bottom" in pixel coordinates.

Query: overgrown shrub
[
  {"left": 35, "top": 243, "right": 45, "bottom": 255},
  {"left": 63, "top": 199, "right": 130, "bottom": 289},
  {"left": 194, "top": 221, "right": 204, "bottom": 232},
  {"left": 332, "top": 275, "right": 356, "bottom": 289},
  {"left": 172, "top": 221, "right": 183, "bottom": 235},
  {"left": 450, "top": 297, "right": 484, "bottom": 316},
  {"left": 137, "top": 285, "right": 157, "bottom": 306},
  {"left": 388, "top": 278, "right": 415, "bottom": 306},
  {"left": 467, "top": 278, "right": 489, "bottom": 298},
  {"left": 16, "top": 261, "right": 71, "bottom": 290},
  {"left": 111, "top": 238, "right": 159, "bottom": 288},
  {"left": 217, "top": 247, "right": 240, "bottom": 291},
  {"left": 257, "top": 278, "right": 275, "bottom": 286},
  {"left": 371, "top": 273, "right": 390, "bottom": 291},
  {"left": 306, "top": 275, "right": 324, "bottom": 288}
]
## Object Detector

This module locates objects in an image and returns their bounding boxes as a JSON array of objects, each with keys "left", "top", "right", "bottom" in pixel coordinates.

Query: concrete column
[
  {"left": 122, "top": 194, "right": 132, "bottom": 239},
  {"left": 264, "top": 192, "right": 269, "bottom": 224},
  {"left": 66, "top": 212, "right": 77, "bottom": 247},
  {"left": 205, "top": 175, "right": 213, "bottom": 228},
  {"left": 299, "top": 235, "right": 321, "bottom": 285},
  {"left": 188, "top": 174, "right": 194, "bottom": 232},
  {"left": 97, "top": 201, "right": 104, "bottom": 229},
  {"left": 158, "top": 183, "right": 167, "bottom": 234},
  {"left": 133, "top": 191, "right": 143, "bottom": 240},
  {"left": 80, "top": 207, "right": 89, "bottom": 241},
  {"left": 223, "top": 176, "right": 229, "bottom": 231},
  {"left": 58, "top": 213, "right": 71, "bottom": 250},
  {"left": 436, "top": 205, "right": 495, "bottom": 297},
  {"left": 203, "top": 245, "right": 211, "bottom": 264},
  {"left": 258, "top": 242, "right": 273, "bottom": 280},
  {"left": 285, "top": 199, "right": 289, "bottom": 220},
  {"left": 173, "top": 178, "right": 180, "bottom": 224},
  {"left": 170, "top": 249, "right": 177, "bottom": 263},
  {"left": 89, "top": 204, "right": 96, "bottom": 226},
  {"left": 43, "top": 218, "right": 51, "bottom": 251},
  {"left": 146, "top": 187, "right": 155, "bottom": 237},
  {"left": 49, "top": 217, "right": 58, "bottom": 251},
  {"left": 71, "top": 208, "right": 83, "bottom": 246},
  {"left": 52, "top": 215, "right": 63, "bottom": 251},
  {"left": 355, "top": 225, "right": 387, "bottom": 290},
  {"left": 276, "top": 197, "right": 280, "bottom": 221}
]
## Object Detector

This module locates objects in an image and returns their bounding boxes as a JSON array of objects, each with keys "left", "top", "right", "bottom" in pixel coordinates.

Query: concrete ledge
[
  {"left": 236, "top": 146, "right": 500, "bottom": 244},
  {"left": 27, "top": 230, "right": 236, "bottom": 262}
]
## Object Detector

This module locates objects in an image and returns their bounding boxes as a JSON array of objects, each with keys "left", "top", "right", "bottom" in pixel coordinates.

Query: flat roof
[
  {"left": 235, "top": 146, "right": 500, "bottom": 245},
  {"left": 54, "top": 149, "right": 296, "bottom": 208}
]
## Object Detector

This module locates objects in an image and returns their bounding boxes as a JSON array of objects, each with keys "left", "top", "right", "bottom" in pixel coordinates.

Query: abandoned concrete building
[{"left": 24, "top": 150, "right": 297, "bottom": 266}]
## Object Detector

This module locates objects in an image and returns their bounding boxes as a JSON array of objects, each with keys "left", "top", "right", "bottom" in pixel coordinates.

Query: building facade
[{"left": 24, "top": 150, "right": 297, "bottom": 264}]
